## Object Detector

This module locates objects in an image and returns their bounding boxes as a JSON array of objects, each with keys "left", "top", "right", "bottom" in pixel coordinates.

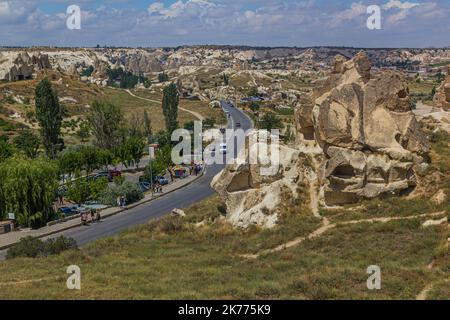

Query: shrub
[
  {"left": 6, "top": 236, "right": 45, "bottom": 259},
  {"left": 44, "top": 236, "right": 78, "bottom": 256},
  {"left": 6, "top": 236, "right": 78, "bottom": 259},
  {"left": 99, "top": 181, "right": 143, "bottom": 206}
]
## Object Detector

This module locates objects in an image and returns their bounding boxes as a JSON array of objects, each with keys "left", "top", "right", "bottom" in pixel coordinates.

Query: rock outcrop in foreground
[
  {"left": 307, "top": 52, "right": 430, "bottom": 206},
  {"left": 212, "top": 132, "right": 316, "bottom": 228},
  {"left": 213, "top": 52, "right": 430, "bottom": 228},
  {"left": 434, "top": 65, "right": 450, "bottom": 109}
]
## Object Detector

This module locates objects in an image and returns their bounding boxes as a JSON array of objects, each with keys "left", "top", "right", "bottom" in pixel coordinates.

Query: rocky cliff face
[
  {"left": 0, "top": 51, "right": 51, "bottom": 81},
  {"left": 213, "top": 52, "right": 430, "bottom": 228},
  {"left": 299, "top": 52, "right": 430, "bottom": 206},
  {"left": 211, "top": 132, "right": 317, "bottom": 228},
  {"left": 434, "top": 66, "right": 450, "bottom": 109}
]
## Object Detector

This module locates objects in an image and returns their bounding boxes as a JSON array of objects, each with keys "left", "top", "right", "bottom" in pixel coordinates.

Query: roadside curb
[{"left": 0, "top": 167, "right": 207, "bottom": 251}]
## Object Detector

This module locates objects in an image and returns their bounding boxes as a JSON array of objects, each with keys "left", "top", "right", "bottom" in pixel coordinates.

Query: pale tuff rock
[
  {"left": 171, "top": 208, "right": 186, "bottom": 217},
  {"left": 432, "top": 189, "right": 447, "bottom": 205},
  {"left": 209, "top": 100, "right": 221, "bottom": 109},
  {"left": 434, "top": 65, "right": 450, "bottom": 110},
  {"left": 299, "top": 51, "right": 430, "bottom": 206},
  {"left": 0, "top": 51, "right": 51, "bottom": 81},
  {"left": 204, "top": 86, "right": 239, "bottom": 101},
  {"left": 214, "top": 52, "right": 431, "bottom": 228},
  {"left": 212, "top": 132, "right": 313, "bottom": 228}
]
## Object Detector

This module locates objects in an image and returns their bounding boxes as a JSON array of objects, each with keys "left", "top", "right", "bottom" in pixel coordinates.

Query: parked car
[
  {"left": 139, "top": 182, "right": 151, "bottom": 192},
  {"left": 59, "top": 206, "right": 79, "bottom": 217},
  {"left": 157, "top": 177, "right": 169, "bottom": 185}
]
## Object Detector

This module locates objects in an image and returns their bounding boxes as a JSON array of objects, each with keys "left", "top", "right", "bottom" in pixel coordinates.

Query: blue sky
[{"left": 0, "top": 0, "right": 449, "bottom": 48}]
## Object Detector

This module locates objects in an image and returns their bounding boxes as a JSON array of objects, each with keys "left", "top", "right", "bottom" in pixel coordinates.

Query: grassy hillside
[{"left": 0, "top": 130, "right": 448, "bottom": 301}]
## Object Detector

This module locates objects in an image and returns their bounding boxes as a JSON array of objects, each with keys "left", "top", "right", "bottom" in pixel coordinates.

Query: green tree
[
  {"left": 35, "top": 77, "right": 63, "bottom": 158},
  {"left": 158, "top": 72, "right": 169, "bottom": 83},
  {"left": 13, "top": 130, "right": 40, "bottom": 159},
  {"left": 76, "top": 121, "right": 91, "bottom": 142},
  {"left": 249, "top": 101, "right": 260, "bottom": 113},
  {"left": 259, "top": 112, "right": 284, "bottom": 132},
  {"left": 88, "top": 100, "right": 124, "bottom": 149},
  {"left": 162, "top": 83, "right": 179, "bottom": 134},
  {"left": 123, "top": 136, "right": 145, "bottom": 169},
  {"left": 143, "top": 110, "right": 152, "bottom": 143},
  {"left": 66, "top": 174, "right": 91, "bottom": 206},
  {"left": 0, "top": 157, "right": 58, "bottom": 228},
  {"left": 142, "top": 145, "right": 172, "bottom": 182}
]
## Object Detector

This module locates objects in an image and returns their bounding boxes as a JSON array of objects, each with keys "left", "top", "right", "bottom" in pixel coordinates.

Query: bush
[
  {"left": 6, "top": 236, "right": 78, "bottom": 259},
  {"left": 44, "top": 236, "right": 78, "bottom": 256},
  {"left": 99, "top": 181, "right": 143, "bottom": 206}
]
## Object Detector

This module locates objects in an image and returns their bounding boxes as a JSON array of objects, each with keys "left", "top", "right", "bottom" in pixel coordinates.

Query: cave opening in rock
[{"left": 332, "top": 165, "right": 356, "bottom": 178}]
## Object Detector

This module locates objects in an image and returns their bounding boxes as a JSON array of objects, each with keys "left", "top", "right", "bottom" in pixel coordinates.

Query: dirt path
[
  {"left": 416, "top": 278, "right": 450, "bottom": 300},
  {"left": 125, "top": 89, "right": 205, "bottom": 121},
  {"left": 240, "top": 211, "right": 446, "bottom": 260}
]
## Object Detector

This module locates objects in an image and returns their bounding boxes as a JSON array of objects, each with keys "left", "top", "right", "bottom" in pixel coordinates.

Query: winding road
[{"left": 0, "top": 101, "right": 251, "bottom": 259}]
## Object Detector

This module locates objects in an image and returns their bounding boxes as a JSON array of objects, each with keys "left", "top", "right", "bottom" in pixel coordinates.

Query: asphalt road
[{"left": 0, "top": 101, "right": 251, "bottom": 259}]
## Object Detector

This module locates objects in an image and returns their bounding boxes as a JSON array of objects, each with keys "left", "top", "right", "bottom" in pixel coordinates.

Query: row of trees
[
  {"left": 0, "top": 77, "right": 183, "bottom": 227},
  {"left": 107, "top": 68, "right": 151, "bottom": 89}
]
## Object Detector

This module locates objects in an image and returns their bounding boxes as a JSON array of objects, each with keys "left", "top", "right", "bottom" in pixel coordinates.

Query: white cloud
[
  {"left": 383, "top": 0, "right": 420, "bottom": 10},
  {"left": 148, "top": 0, "right": 216, "bottom": 19},
  {"left": 329, "top": 2, "right": 366, "bottom": 27}
]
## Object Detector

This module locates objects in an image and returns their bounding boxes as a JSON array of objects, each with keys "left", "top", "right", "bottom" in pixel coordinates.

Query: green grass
[
  {"left": 0, "top": 119, "right": 448, "bottom": 300},
  {"left": 0, "top": 192, "right": 447, "bottom": 299}
]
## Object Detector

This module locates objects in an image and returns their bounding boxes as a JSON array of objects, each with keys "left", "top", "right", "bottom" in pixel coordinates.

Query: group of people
[
  {"left": 187, "top": 162, "right": 202, "bottom": 176},
  {"left": 153, "top": 181, "right": 163, "bottom": 193},
  {"left": 81, "top": 209, "right": 101, "bottom": 226}
]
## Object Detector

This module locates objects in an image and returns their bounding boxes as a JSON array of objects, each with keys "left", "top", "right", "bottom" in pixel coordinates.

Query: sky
[{"left": 0, "top": 0, "right": 449, "bottom": 48}]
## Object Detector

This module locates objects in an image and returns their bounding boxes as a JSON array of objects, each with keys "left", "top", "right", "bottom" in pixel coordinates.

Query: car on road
[
  {"left": 236, "top": 122, "right": 241, "bottom": 128},
  {"left": 219, "top": 143, "right": 227, "bottom": 154}
]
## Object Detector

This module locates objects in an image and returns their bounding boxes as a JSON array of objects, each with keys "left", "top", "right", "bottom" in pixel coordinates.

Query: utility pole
[{"left": 149, "top": 145, "right": 155, "bottom": 197}]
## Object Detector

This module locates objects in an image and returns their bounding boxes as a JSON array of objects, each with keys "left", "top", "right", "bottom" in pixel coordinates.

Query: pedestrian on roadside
[
  {"left": 90, "top": 209, "right": 96, "bottom": 222},
  {"left": 117, "top": 196, "right": 121, "bottom": 207},
  {"left": 81, "top": 212, "right": 88, "bottom": 226},
  {"left": 96, "top": 210, "right": 101, "bottom": 222},
  {"left": 169, "top": 169, "right": 174, "bottom": 182}
]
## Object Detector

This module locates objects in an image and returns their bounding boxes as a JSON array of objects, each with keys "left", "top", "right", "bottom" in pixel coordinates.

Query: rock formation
[
  {"left": 298, "top": 51, "right": 430, "bottom": 206},
  {"left": 0, "top": 51, "right": 51, "bottom": 81},
  {"left": 434, "top": 65, "right": 450, "bottom": 109},
  {"left": 212, "top": 132, "right": 315, "bottom": 228},
  {"left": 213, "top": 51, "right": 430, "bottom": 228}
]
